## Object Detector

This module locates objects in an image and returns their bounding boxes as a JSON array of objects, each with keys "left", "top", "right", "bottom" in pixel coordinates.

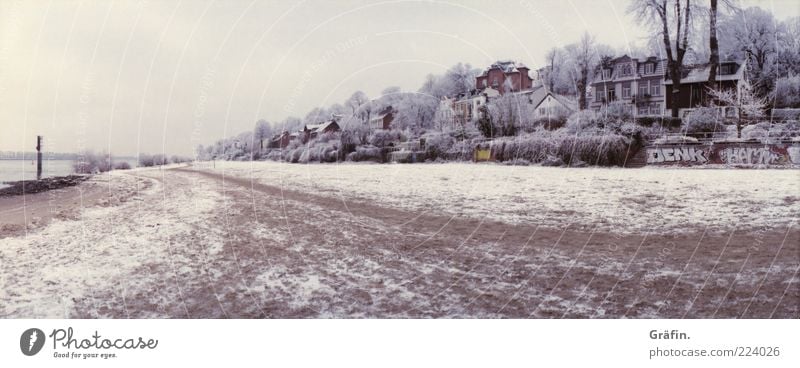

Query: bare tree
[
  {"left": 564, "top": 32, "right": 598, "bottom": 110},
  {"left": 707, "top": 0, "right": 719, "bottom": 86},
  {"left": 719, "top": 6, "right": 779, "bottom": 97},
  {"left": 253, "top": 119, "right": 272, "bottom": 151},
  {"left": 544, "top": 47, "right": 561, "bottom": 92},
  {"left": 629, "top": 0, "right": 694, "bottom": 117},
  {"left": 345, "top": 91, "right": 369, "bottom": 115}
]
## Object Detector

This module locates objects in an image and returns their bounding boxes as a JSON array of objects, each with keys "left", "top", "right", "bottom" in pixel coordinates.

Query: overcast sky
[{"left": 1, "top": 0, "right": 797, "bottom": 156}]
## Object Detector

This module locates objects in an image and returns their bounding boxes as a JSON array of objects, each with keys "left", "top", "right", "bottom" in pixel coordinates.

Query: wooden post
[{"left": 36, "top": 136, "right": 43, "bottom": 180}]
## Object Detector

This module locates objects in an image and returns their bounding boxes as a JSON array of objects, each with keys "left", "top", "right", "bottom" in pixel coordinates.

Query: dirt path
[{"left": 1, "top": 166, "right": 797, "bottom": 318}]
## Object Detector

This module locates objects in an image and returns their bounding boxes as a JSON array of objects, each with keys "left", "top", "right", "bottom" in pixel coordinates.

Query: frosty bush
[
  {"left": 565, "top": 110, "right": 602, "bottom": 134},
  {"left": 773, "top": 76, "right": 800, "bottom": 108},
  {"left": 528, "top": 116, "right": 568, "bottom": 132},
  {"left": 113, "top": 161, "right": 131, "bottom": 170},
  {"left": 297, "top": 140, "right": 339, "bottom": 163},
  {"left": 771, "top": 108, "right": 800, "bottom": 122},
  {"left": 368, "top": 129, "right": 403, "bottom": 148},
  {"left": 742, "top": 121, "right": 800, "bottom": 142},
  {"left": 490, "top": 132, "right": 631, "bottom": 166},
  {"left": 423, "top": 133, "right": 455, "bottom": 161},
  {"left": 345, "top": 145, "right": 382, "bottom": 162},
  {"left": 73, "top": 151, "right": 113, "bottom": 173},
  {"left": 683, "top": 107, "right": 724, "bottom": 137},
  {"left": 447, "top": 138, "right": 481, "bottom": 161},
  {"left": 601, "top": 101, "right": 634, "bottom": 122}
]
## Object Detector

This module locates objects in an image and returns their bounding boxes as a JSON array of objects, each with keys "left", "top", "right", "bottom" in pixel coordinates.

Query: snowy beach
[{"left": 0, "top": 163, "right": 797, "bottom": 318}]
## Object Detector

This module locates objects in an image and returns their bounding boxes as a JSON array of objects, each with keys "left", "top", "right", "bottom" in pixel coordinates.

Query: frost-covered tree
[
  {"left": 708, "top": 80, "right": 767, "bottom": 138},
  {"left": 345, "top": 91, "right": 370, "bottom": 120},
  {"left": 253, "top": 119, "right": 272, "bottom": 151},
  {"left": 773, "top": 75, "right": 800, "bottom": 108},
  {"left": 443, "top": 63, "right": 479, "bottom": 97},
  {"left": 486, "top": 92, "right": 533, "bottom": 136},
  {"left": 719, "top": 7, "right": 778, "bottom": 97},
  {"left": 564, "top": 32, "right": 599, "bottom": 110},
  {"left": 776, "top": 17, "right": 800, "bottom": 76},
  {"left": 392, "top": 93, "right": 438, "bottom": 131}
]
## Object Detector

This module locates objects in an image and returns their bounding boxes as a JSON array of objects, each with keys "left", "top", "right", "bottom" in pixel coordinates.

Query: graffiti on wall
[
  {"left": 645, "top": 143, "right": 800, "bottom": 167},
  {"left": 647, "top": 146, "right": 709, "bottom": 164},
  {"left": 719, "top": 147, "right": 782, "bottom": 165}
]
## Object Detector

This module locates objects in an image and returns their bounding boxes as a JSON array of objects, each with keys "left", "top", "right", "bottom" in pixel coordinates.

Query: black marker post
[{"left": 36, "top": 135, "right": 43, "bottom": 180}]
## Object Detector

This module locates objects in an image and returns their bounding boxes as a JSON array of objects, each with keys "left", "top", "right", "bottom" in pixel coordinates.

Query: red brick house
[
  {"left": 303, "top": 119, "right": 341, "bottom": 141},
  {"left": 475, "top": 61, "right": 533, "bottom": 94},
  {"left": 268, "top": 131, "right": 291, "bottom": 149}
]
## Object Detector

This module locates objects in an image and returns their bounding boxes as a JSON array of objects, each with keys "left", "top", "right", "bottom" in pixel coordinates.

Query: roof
[
  {"left": 480, "top": 60, "right": 528, "bottom": 76},
  {"left": 305, "top": 120, "right": 339, "bottom": 132},
  {"left": 593, "top": 55, "right": 667, "bottom": 82},
  {"left": 664, "top": 61, "right": 745, "bottom": 85},
  {"left": 525, "top": 87, "right": 577, "bottom": 111}
]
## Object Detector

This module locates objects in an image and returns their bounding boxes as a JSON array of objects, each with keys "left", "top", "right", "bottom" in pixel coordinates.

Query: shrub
[
  {"left": 771, "top": 108, "right": 800, "bottom": 122},
  {"left": 345, "top": 145, "right": 382, "bottom": 162},
  {"left": 113, "top": 161, "right": 131, "bottom": 170},
  {"left": 73, "top": 151, "right": 113, "bottom": 173},
  {"left": 742, "top": 121, "right": 800, "bottom": 142},
  {"left": 601, "top": 101, "right": 635, "bottom": 122},
  {"left": 635, "top": 116, "right": 682, "bottom": 129},
  {"left": 368, "top": 129, "right": 403, "bottom": 148},
  {"left": 423, "top": 133, "right": 455, "bottom": 161},
  {"left": 565, "top": 110, "right": 602, "bottom": 134},
  {"left": 683, "top": 107, "right": 725, "bottom": 137},
  {"left": 773, "top": 76, "right": 800, "bottom": 108},
  {"left": 528, "top": 116, "right": 568, "bottom": 132},
  {"left": 489, "top": 132, "right": 632, "bottom": 167}
]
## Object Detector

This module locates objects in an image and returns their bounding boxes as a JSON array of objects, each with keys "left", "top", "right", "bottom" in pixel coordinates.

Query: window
[
  {"left": 650, "top": 103, "right": 661, "bottom": 115},
  {"left": 622, "top": 86, "right": 631, "bottom": 99},
  {"left": 720, "top": 64, "right": 735, "bottom": 75},
  {"left": 596, "top": 88, "right": 604, "bottom": 101},
  {"left": 638, "top": 106, "right": 649, "bottom": 115},
  {"left": 691, "top": 85, "right": 702, "bottom": 105},
  {"left": 645, "top": 63, "right": 654, "bottom": 74},
  {"left": 624, "top": 65, "right": 632, "bottom": 76},
  {"left": 639, "top": 83, "right": 648, "bottom": 96},
  {"left": 603, "top": 69, "right": 611, "bottom": 79},
  {"left": 607, "top": 88, "right": 616, "bottom": 101},
  {"left": 650, "top": 84, "right": 660, "bottom": 96}
]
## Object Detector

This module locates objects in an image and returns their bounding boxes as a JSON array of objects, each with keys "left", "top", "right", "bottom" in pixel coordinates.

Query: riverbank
[{"left": 0, "top": 175, "right": 91, "bottom": 197}]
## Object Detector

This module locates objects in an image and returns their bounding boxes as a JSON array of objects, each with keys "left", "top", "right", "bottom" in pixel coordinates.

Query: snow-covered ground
[
  {"left": 1, "top": 164, "right": 796, "bottom": 318},
  {"left": 204, "top": 161, "right": 800, "bottom": 233},
  {"left": 0, "top": 168, "right": 225, "bottom": 318}
]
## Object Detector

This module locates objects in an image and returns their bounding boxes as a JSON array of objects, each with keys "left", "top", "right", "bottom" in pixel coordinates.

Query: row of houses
[
  {"left": 268, "top": 117, "right": 343, "bottom": 149},
  {"left": 438, "top": 60, "right": 579, "bottom": 127},
  {"left": 438, "top": 56, "right": 747, "bottom": 127},
  {"left": 268, "top": 106, "right": 397, "bottom": 149},
  {"left": 269, "top": 57, "right": 748, "bottom": 148}
]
